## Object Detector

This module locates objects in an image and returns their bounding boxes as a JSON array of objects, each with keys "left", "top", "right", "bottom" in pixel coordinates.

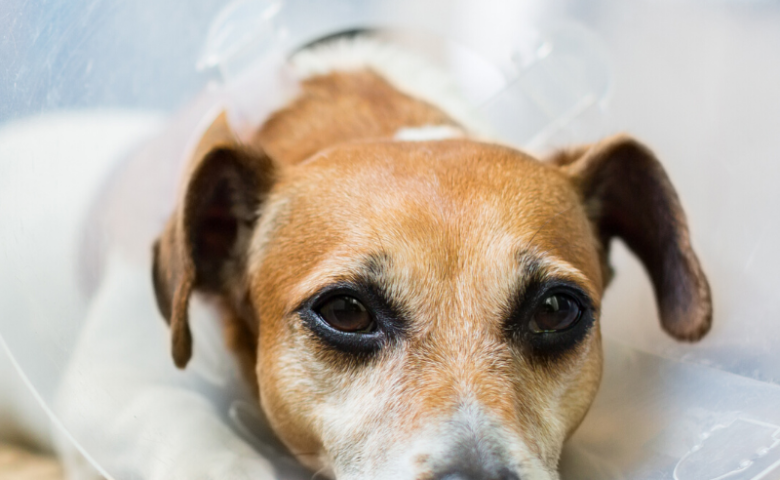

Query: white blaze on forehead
[{"left": 394, "top": 125, "right": 465, "bottom": 141}]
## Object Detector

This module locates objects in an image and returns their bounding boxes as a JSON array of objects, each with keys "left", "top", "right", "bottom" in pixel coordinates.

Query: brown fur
[
  {"left": 254, "top": 70, "right": 455, "bottom": 165},
  {"left": 152, "top": 67, "right": 710, "bottom": 478},
  {"left": 248, "top": 140, "right": 606, "bottom": 469}
]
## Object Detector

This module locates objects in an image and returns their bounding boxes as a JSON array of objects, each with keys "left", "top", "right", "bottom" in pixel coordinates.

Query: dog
[
  {"left": 43, "top": 36, "right": 710, "bottom": 480},
  {"left": 148, "top": 37, "right": 712, "bottom": 479}
]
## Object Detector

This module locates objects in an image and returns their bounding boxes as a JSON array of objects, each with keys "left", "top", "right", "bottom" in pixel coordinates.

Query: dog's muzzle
[
  {"left": 434, "top": 469, "right": 520, "bottom": 480},
  {"left": 428, "top": 426, "right": 523, "bottom": 480}
]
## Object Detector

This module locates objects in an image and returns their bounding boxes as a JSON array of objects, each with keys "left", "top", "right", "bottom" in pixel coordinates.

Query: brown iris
[
  {"left": 530, "top": 292, "right": 582, "bottom": 333},
  {"left": 317, "top": 295, "right": 375, "bottom": 333}
]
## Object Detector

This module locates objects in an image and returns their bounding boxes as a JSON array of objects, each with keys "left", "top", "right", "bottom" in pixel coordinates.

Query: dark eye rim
[
  {"left": 297, "top": 282, "right": 402, "bottom": 354},
  {"left": 506, "top": 280, "right": 597, "bottom": 356}
]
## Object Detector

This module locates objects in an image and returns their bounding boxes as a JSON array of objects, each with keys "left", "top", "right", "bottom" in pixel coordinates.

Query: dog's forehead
[{"left": 252, "top": 139, "right": 602, "bottom": 310}]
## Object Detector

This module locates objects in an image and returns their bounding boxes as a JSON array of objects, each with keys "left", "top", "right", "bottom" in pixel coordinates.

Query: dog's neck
[
  {"left": 251, "top": 38, "right": 480, "bottom": 165},
  {"left": 253, "top": 69, "right": 457, "bottom": 165}
]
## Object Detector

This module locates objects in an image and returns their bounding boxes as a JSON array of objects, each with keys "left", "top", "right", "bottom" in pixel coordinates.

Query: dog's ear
[
  {"left": 551, "top": 134, "right": 712, "bottom": 341},
  {"left": 152, "top": 112, "right": 275, "bottom": 368}
]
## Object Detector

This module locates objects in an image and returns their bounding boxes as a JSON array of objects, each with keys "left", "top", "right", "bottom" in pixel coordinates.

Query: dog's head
[{"left": 152, "top": 113, "right": 711, "bottom": 479}]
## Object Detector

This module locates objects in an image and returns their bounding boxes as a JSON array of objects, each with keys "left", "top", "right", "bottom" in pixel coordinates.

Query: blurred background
[{"left": 2, "top": 0, "right": 780, "bottom": 478}]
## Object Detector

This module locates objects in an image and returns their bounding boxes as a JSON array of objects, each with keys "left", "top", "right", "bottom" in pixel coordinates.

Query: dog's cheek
[
  {"left": 322, "top": 361, "right": 425, "bottom": 478},
  {"left": 499, "top": 326, "right": 603, "bottom": 469},
  {"left": 251, "top": 305, "right": 330, "bottom": 468},
  {"left": 254, "top": 321, "right": 391, "bottom": 473},
  {"left": 545, "top": 325, "right": 604, "bottom": 444},
  {"left": 256, "top": 341, "right": 327, "bottom": 470}
]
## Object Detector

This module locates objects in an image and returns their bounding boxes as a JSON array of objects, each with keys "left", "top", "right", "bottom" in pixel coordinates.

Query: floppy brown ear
[
  {"left": 152, "top": 112, "right": 275, "bottom": 368},
  {"left": 552, "top": 134, "right": 712, "bottom": 341}
]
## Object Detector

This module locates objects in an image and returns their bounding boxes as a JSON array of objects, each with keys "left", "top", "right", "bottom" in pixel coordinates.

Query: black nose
[{"left": 436, "top": 469, "right": 520, "bottom": 480}]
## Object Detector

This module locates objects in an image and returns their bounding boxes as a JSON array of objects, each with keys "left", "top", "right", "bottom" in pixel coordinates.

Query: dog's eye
[
  {"left": 317, "top": 296, "right": 375, "bottom": 333},
  {"left": 529, "top": 292, "right": 582, "bottom": 333}
]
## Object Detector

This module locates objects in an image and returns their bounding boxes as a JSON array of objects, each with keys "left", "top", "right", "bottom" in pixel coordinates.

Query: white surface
[
  {"left": 586, "top": 1, "right": 780, "bottom": 385},
  {"left": 0, "top": 112, "right": 164, "bottom": 463},
  {"left": 55, "top": 251, "right": 293, "bottom": 480},
  {"left": 562, "top": 341, "right": 780, "bottom": 480},
  {"left": 0, "top": 111, "right": 164, "bottom": 398},
  {"left": 0, "top": 343, "right": 52, "bottom": 449}
]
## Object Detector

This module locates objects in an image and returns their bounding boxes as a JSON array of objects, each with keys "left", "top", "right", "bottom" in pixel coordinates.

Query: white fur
[
  {"left": 0, "top": 110, "right": 165, "bottom": 455},
  {"left": 394, "top": 125, "right": 465, "bottom": 141},
  {"left": 0, "top": 112, "right": 301, "bottom": 479},
  {"left": 54, "top": 251, "right": 299, "bottom": 480},
  {"left": 303, "top": 362, "right": 557, "bottom": 480}
]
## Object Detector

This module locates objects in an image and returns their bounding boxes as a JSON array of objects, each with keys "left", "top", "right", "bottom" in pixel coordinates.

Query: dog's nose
[{"left": 437, "top": 469, "right": 520, "bottom": 480}]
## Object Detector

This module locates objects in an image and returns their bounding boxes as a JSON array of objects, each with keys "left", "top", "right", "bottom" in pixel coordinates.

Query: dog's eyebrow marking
[
  {"left": 513, "top": 249, "right": 598, "bottom": 303},
  {"left": 362, "top": 251, "right": 393, "bottom": 278},
  {"left": 288, "top": 250, "right": 397, "bottom": 311}
]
